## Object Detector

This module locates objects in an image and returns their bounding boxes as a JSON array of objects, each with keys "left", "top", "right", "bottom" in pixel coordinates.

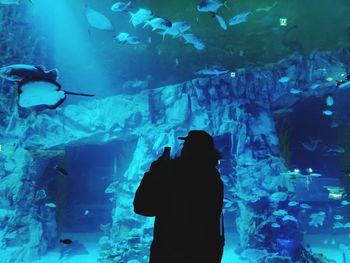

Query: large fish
[
  {"left": 0, "top": 64, "right": 58, "bottom": 82},
  {"left": 129, "top": 8, "right": 153, "bottom": 27},
  {"left": 85, "top": 7, "right": 114, "bottom": 31},
  {"left": 197, "top": 0, "right": 227, "bottom": 14},
  {"left": 182, "top": 33, "right": 206, "bottom": 50},
  {"left": 143, "top": 17, "right": 172, "bottom": 31},
  {"left": 17, "top": 78, "right": 95, "bottom": 110},
  {"left": 161, "top": 21, "right": 191, "bottom": 39},
  {"left": 228, "top": 11, "right": 251, "bottom": 26}
]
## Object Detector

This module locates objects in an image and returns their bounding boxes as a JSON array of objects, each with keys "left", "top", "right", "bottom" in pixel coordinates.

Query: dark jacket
[{"left": 134, "top": 157, "right": 224, "bottom": 263}]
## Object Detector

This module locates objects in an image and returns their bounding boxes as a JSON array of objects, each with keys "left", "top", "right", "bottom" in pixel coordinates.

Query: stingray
[
  {"left": 17, "top": 78, "right": 95, "bottom": 110},
  {"left": 0, "top": 64, "right": 58, "bottom": 82}
]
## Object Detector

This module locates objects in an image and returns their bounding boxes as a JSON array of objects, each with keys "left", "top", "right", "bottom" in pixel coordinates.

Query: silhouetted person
[{"left": 134, "top": 130, "right": 224, "bottom": 263}]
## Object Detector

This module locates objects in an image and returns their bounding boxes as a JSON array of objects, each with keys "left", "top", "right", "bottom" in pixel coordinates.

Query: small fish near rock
[
  {"left": 45, "top": 203, "right": 57, "bottom": 208},
  {"left": 60, "top": 239, "right": 73, "bottom": 245},
  {"left": 271, "top": 222, "right": 281, "bottom": 228},
  {"left": 54, "top": 165, "right": 68, "bottom": 176},
  {"left": 194, "top": 65, "right": 229, "bottom": 77}
]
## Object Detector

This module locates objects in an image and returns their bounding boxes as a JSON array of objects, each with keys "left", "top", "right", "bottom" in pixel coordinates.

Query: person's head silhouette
[{"left": 178, "top": 130, "right": 221, "bottom": 166}]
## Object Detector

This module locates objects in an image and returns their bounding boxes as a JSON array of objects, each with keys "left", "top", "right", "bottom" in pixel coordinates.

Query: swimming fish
[
  {"left": 341, "top": 200, "right": 350, "bottom": 206},
  {"left": 129, "top": 8, "right": 153, "bottom": 27},
  {"left": 60, "top": 239, "right": 73, "bottom": 245},
  {"left": 161, "top": 21, "right": 191, "bottom": 39},
  {"left": 115, "top": 32, "right": 140, "bottom": 45},
  {"left": 290, "top": 88, "right": 301, "bottom": 94},
  {"left": 228, "top": 11, "right": 251, "bottom": 26},
  {"left": 326, "top": 145, "right": 345, "bottom": 154},
  {"left": 282, "top": 215, "right": 298, "bottom": 222},
  {"left": 288, "top": 201, "right": 299, "bottom": 207},
  {"left": 144, "top": 17, "right": 172, "bottom": 31},
  {"left": 54, "top": 165, "right": 68, "bottom": 176},
  {"left": 0, "top": 64, "right": 58, "bottom": 82},
  {"left": 111, "top": 1, "right": 132, "bottom": 12},
  {"left": 215, "top": 14, "right": 227, "bottom": 30},
  {"left": 45, "top": 203, "right": 57, "bottom": 208},
  {"left": 85, "top": 7, "right": 114, "bottom": 31},
  {"left": 309, "top": 173, "right": 322, "bottom": 177},
  {"left": 269, "top": 192, "right": 288, "bottom": 202},
  {"left": 337, "top": 75, "right": 350, "bottom": 89},
  {"left": 255, "top": 2, "right": 277, "bottom": 12},
  {"left": 175, "top": 58, "right": 179, "bottom": 65},
  {"left": 195, "top": 65, "right": 229, "bottom": 76},
  {"left": 310, "top": 83, "right": 320, "bottom": 89},
  {"left": 273, "top": 209, "right": 288, "bottom": 217},
  {"left": 300, "top": 203, "right": 312, "bottom": 209},
  {"left": 322, "top": 110, "right": 333, "bottom": 116},
  {"left": 84, "top": 210, "right": 90, "bottom": 216},
  {"left": 278, "top": 76, "right": 290, "bottom": 83},
  {"left": 334, "top": 215, "right": 344, "bottom": 220},
  {"left": 18, "top": 78, "right": 95, "bottom": 110},
  {"left": 326, "top": 95, "right": 334, "bottom": 106},
  {"left": 300, "top": 138, "right": 320, "bottom": 152},
  {"left": 182, "top": 33, "right": 206, "bottom": 50},
  {"left": 271, "top": 223, "right": 280, "bottom": 228},
  {"left": 309, "top": 212, "right": 326, "bottom": 227},
  {"left": 197, "top": 0, "right": 227, "bottom": 14}
]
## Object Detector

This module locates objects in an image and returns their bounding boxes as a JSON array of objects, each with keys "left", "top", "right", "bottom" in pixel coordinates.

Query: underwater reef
[
  {"left": 2, "top": 2, "right": 350, "bottom": 262},
  {"left": 1, "top": 42, "right": 350, "bottom": 262}
]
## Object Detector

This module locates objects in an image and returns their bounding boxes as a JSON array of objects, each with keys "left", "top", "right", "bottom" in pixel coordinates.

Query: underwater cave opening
[{"left": 46, "top": 139, "right": 138, "bottom": 237}]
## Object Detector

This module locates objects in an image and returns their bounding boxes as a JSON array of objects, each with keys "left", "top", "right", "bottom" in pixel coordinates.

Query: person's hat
[{"left": 178, "top": 130, "right": 214, "bottom": 148}]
